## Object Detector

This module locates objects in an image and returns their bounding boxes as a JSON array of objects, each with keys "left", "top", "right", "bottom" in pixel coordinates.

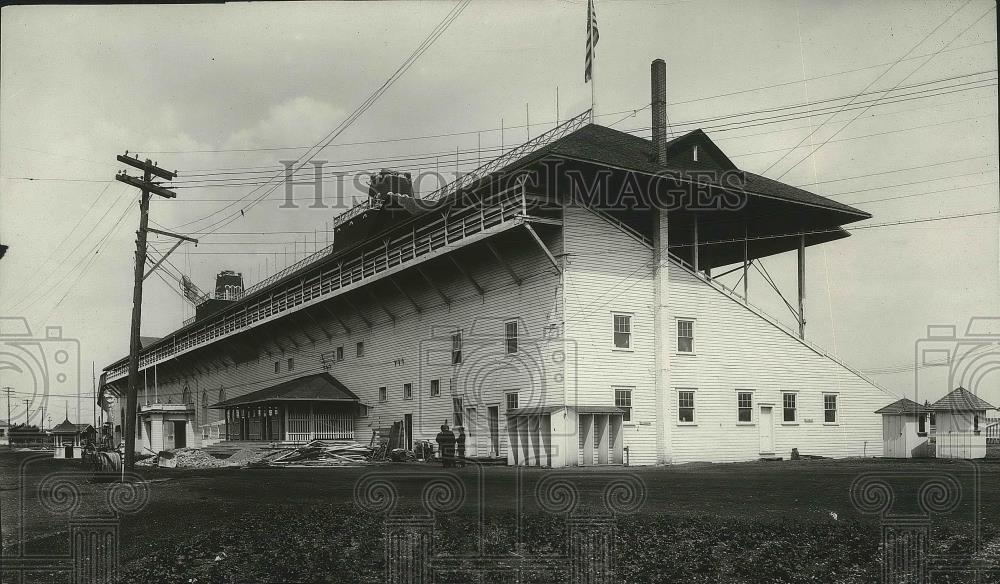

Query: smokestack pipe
[{"left": 651, "top": 59, "right": 668, "bottom": 165}]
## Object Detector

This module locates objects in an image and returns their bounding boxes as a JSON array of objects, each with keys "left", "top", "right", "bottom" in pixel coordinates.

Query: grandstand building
[{"left": 100, "top": 61, "right": 893, "bottom": 465}]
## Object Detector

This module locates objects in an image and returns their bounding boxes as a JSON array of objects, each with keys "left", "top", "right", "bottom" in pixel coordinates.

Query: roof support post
[
  {"left": 450, "top": 255, "right": 485, "bottom": 296},
  {"left": 743, "top": 225, "right": 749, "bottom": 303},
  {"left": 486, "top": 241, "right": 522, "bottom": 286},
  {"left": 691, "top": 216, "right": 699, "bottom": 274},
  {"left": 523, "top": 223, "right": 560, "bottom": 273},
  {"left": 416, "top": 266, "right": 451, "bottom": 306},
  {"left": 797, "top": 233, "right": 806, "bottom": 339}
]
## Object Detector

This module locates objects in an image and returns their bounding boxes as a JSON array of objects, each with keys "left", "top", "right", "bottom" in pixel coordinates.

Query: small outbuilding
[
  {"left": 876, "top": 398, "right": 933, "bottom": 458},
  {"left": 50, "top": 419, "right": 95, "bottom": 459},
  {"left": 931, "top": 387, "right": 995, "bottom": 459}
]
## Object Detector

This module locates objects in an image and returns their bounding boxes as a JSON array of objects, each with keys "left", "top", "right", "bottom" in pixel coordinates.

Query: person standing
[
  {"left": 435, "top": 424, "right": 456, "bottom": 468},
  {"left": 455, "top": 426, "right": 466, "bottom": 467}
]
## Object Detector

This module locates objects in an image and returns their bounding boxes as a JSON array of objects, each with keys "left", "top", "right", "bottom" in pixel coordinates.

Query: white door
[
  {"left": 465, "top": 407, "right": 478, "bottom": 457},
  {"left": 759, "top": 406, "right": 774, "bottom": 454}
]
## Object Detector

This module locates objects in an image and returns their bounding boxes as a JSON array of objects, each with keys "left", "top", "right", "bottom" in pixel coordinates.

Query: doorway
[
  {"left": 404, "top": 414, "right": 413, "bottom": 451},
  {"left": 174, "top": 421, "right": 187, "bottom": 448},
  {"left": 759, "top": 406, "right": 774, "bottom": 454},
  {"left": 488, "top": 406, "right": 500, "bottom": 457}
]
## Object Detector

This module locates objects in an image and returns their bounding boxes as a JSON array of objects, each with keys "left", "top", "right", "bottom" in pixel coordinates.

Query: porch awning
[
  {"left": 210, "top": 373, "right": 359, "bottom": 408},
  {"left": 506, "top": 405, "right": 625, "bottom": 417}
]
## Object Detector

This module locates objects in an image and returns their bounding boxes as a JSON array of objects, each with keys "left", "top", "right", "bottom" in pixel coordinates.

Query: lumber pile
[{"left": 251, "top": 440, "right": 375, "bottom": 467}]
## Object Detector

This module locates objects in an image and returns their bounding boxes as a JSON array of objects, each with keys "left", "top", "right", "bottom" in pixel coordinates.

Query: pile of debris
[
  {"left": 137, "top": 448, "right": 227, "bottom": 469},
  {"left": 250, "top": 440, "right": 375, "bottom": 467},
  {"left": 225, "top": 447, "right": 285, "bottom": 467}
]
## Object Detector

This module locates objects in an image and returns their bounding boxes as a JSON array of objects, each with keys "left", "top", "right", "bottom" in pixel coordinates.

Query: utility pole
[
  {"left": 2, "top": 386, "right": 11, "bottom": 428},
  {"left": 115, "top": 154, "right": 194, "bottom": 471},
  {"left": 22, "top": 399, "right": 30, "bottom": 426}
]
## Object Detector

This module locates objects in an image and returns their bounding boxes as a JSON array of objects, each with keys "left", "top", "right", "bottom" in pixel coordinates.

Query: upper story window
[
  {"left": 336, "top": 346, "right": 344, "bottom": 361},
  {"left": 678, "top": 390, "right": 696, "bottom": 423},
  {"left": 274, "top": 361, "right": 280, "bottom": 373},
  {"left": 378, "top": 386, "right": 387, "bottom": 402},
  {"left": 613, "top": 313, "right": 632, "bottom": 349},
  {"left": 737, "top": 391, "right": 753, "bottom": 423},
  {"left": 287, "top": 357, "right": 294, "bottom": 371},
  {"left": 615, "top": 387, "right": 632, "bottom": 422},
  {"left": 403, "top": 383, "right": 412, "bottom": 400},
  {"left": 505, "top": 392, "right": 519, "bottom": 411},
  {"left": 430, "top": 379, "right": 440, "bottom": 397},
  {"left": 505, "top": 321, "right": 518, "bottom": 354},
  {"left": 824, "top": 394, "right": 838, "bottom": 424},
  {"left": 677, "top": 319, "right": 694, "bottom": 353},
  {"left": 452, "top": 331, "right": 463, "bottom": 364},
  {"left": 783, "top": 393, "right": 797, "bottom": 423},
  {"left": 357, "top": 341, "right": 365, "bottom": 358}
]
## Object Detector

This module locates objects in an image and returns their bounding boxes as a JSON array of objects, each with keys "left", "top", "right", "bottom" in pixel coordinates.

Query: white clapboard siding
[{"left": 124, "top": 227, "right": 564, "bottom": 458}]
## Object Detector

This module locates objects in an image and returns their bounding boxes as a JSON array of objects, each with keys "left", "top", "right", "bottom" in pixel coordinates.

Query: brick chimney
[{"left": 651, "top": 59, "right": 668, "bottom": 165}]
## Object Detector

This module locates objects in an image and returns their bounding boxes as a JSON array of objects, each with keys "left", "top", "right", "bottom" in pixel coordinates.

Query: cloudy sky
[{"left": 1, "top": 0, "right": 997, "bottom": 425}]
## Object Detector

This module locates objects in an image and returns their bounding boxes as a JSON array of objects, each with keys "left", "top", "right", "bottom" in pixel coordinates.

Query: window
[
  {"left": 451, "top": 331, "right": 463, "bottom": 364},
  {"left": 505, "top": 320, "right": 518, "bottom": 354},
  {"left": 678, "top": 390, "right": 695, "bottom": 423},
  {"left": 287, "top": 357, "right": 294, "bottom": 371},
  {"left": 201, "top": 392, "right": 208, "bottom": 422},
  {"left": 336, "top": 346, "right": 344, "bottom": 361},
  {"left": 824, "top": 394, "right": 838, "bottom": 424},
  {"left": 783, "top": 393, "right": 797, "bottom": 422},
  {"left": 453, "top": 397, "right": 464, "bottom": 426},
  {"left": 274, "top": 361, "right": 280, "bottom": 373},
  {"left": 677, "top": 319, "right": 694, "bottom": 353},
  {"left": 506, "top": 392, "right": 519, "bottom": 411},
  {"left": 613, "top": 313, "right": 632, "bottom": 349},
  {"left": 403, "top": 383, "right": 412, "bottom": 400},
  {"left": 974, "top": 414, "right": 980, "bottom": 432},
  {"left": 430, "top": 379, "right": 440, "bottom": 397},
  {"left": 378, "top": 386, "right": 387, "bottom": 402},
  {"left": 615, "top": 388, "right": 633, "bottom": 422},
  {"left": 737, "top": 392, "right": 753, "bottom": 423},
  {"left": 356, "top": 341, "right": 365, "bottom": 357},
  {"left": 918, "top": 414, "right": 927, "bottom": 435}
]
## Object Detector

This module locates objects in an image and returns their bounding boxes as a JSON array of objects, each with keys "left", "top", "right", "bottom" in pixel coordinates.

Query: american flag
[{"left": 585, "top": 0, "right": 599, "bottom": 83}]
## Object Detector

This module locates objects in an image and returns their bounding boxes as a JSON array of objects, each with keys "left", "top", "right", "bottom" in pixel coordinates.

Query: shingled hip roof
[
  {"left": 931, "top": 387, "right": 995, "bottom": 412},
  {"left": 875, "top": 398, "right": 932, "bottom": 415},
  {"left": 210, "top": 373, "right": 359, "bottom": 408}
]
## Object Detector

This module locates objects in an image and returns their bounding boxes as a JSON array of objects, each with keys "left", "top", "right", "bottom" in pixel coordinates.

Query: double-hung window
[
  {"left": 737, "top": 392, "right": 753, "bottom": 423},
  {"left": 677, "top": 319, "right": 694, "bottom": 353},
  {"left": 430, "top": 379, "right": 440, "bottom": 397},
  {"left": 613, "top": 313, "right": 632, "bottom": 349},
  {"left": 403, "top": 383, "right": 412, "bottom": 400},
  {"left": 824, "top": 394, "right": 838, "bottom": 424},
  {"left": 451, "top": 331, "right": 463, "bottom": 364},
  {"left": 505, "top": 392, "right": 519, "bottom": 411},
  {"left": 378, "top": 387, "right": 387, "bottom": 402},
  {"left": 505, "top": 321, "right": 518, "bottom": 354},
  {"left": 615, "top": 387, "right": 633, "bottom": 422},
  {"left": 678, "top": 390, "right": 696, "bottom": 423},
  {"left": 783, "top": 393, "right": 797, "bottom": 423}
]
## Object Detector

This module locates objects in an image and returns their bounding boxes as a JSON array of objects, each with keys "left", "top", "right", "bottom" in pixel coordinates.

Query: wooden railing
[
  {"left": 107, "top": 186, "right": 527, "bottom": 381},
  {"left": 986, "top": 419, "right": 1000, "bottom": 445}
]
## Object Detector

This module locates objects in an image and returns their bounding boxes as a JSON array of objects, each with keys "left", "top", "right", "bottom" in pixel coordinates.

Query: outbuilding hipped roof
[
  {"left": 875, "top": 398, "right": 932, "bottom": 415},
  {"left": 210, "top": 373, "right": 359, "bottom": 408},
  {"left": 931, "top": 387, "right": 995, "bottom": 412}
]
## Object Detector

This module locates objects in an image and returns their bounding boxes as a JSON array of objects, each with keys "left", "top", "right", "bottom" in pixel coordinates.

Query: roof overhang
[{"left": 211, "top": 373, "right": 359, "bottom": 409}]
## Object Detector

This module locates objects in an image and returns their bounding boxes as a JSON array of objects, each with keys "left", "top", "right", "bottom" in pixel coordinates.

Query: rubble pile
[
  {"left": 251, "top": 440, "right": 375, "bottom": 467},
  {"left": 224, "top": 447, "right": 285, "bottom": 467},
  {"left": 137, "top": 448, "right": 227, "bottom": 469}
]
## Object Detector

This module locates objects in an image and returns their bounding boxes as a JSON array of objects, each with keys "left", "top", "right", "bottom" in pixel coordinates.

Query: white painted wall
[
  {"left": 881, "top": 414, "right": 930, "bottom": 458},
  {"left": 936, "top": 411, "right": 988, "bottom": 459}
]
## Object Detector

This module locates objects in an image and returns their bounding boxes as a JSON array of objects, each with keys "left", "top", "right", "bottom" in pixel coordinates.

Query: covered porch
[
  {"left": 506, "top": 405, "right": 625, "bottom": 467},
  {"left": 211, "top": 373, "right": 361, "bottom": 443}
]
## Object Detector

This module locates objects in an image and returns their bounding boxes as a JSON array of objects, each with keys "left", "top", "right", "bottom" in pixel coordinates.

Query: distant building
[
  {"left": 876, "top": 398, "right": 933, "bottom": 458},
  {"left": 932, "top": 387, "right": 995, "bottom": 459},
  {"left": 0, "top": 420, "right": 9, "bottom": 445},
  {"left": 50, "top": 419, "right": 96, "bottom": 459}
]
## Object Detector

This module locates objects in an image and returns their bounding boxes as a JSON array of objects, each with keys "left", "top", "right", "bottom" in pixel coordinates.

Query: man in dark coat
[
  {"left": 435, "top": 424, "right": 456, "bottom": 468},
  {"left": 455, "top": 426, "right": 467, "bottom": 467}
]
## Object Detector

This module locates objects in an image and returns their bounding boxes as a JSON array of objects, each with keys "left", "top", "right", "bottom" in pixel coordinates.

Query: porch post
[{"left": 309, "top": 402, "right": 315, "bottom": 441}]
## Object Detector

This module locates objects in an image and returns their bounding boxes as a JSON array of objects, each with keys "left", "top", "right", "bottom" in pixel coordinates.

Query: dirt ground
[{"left": 2, "top": 450, "right": 999, "bottom": 583}]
